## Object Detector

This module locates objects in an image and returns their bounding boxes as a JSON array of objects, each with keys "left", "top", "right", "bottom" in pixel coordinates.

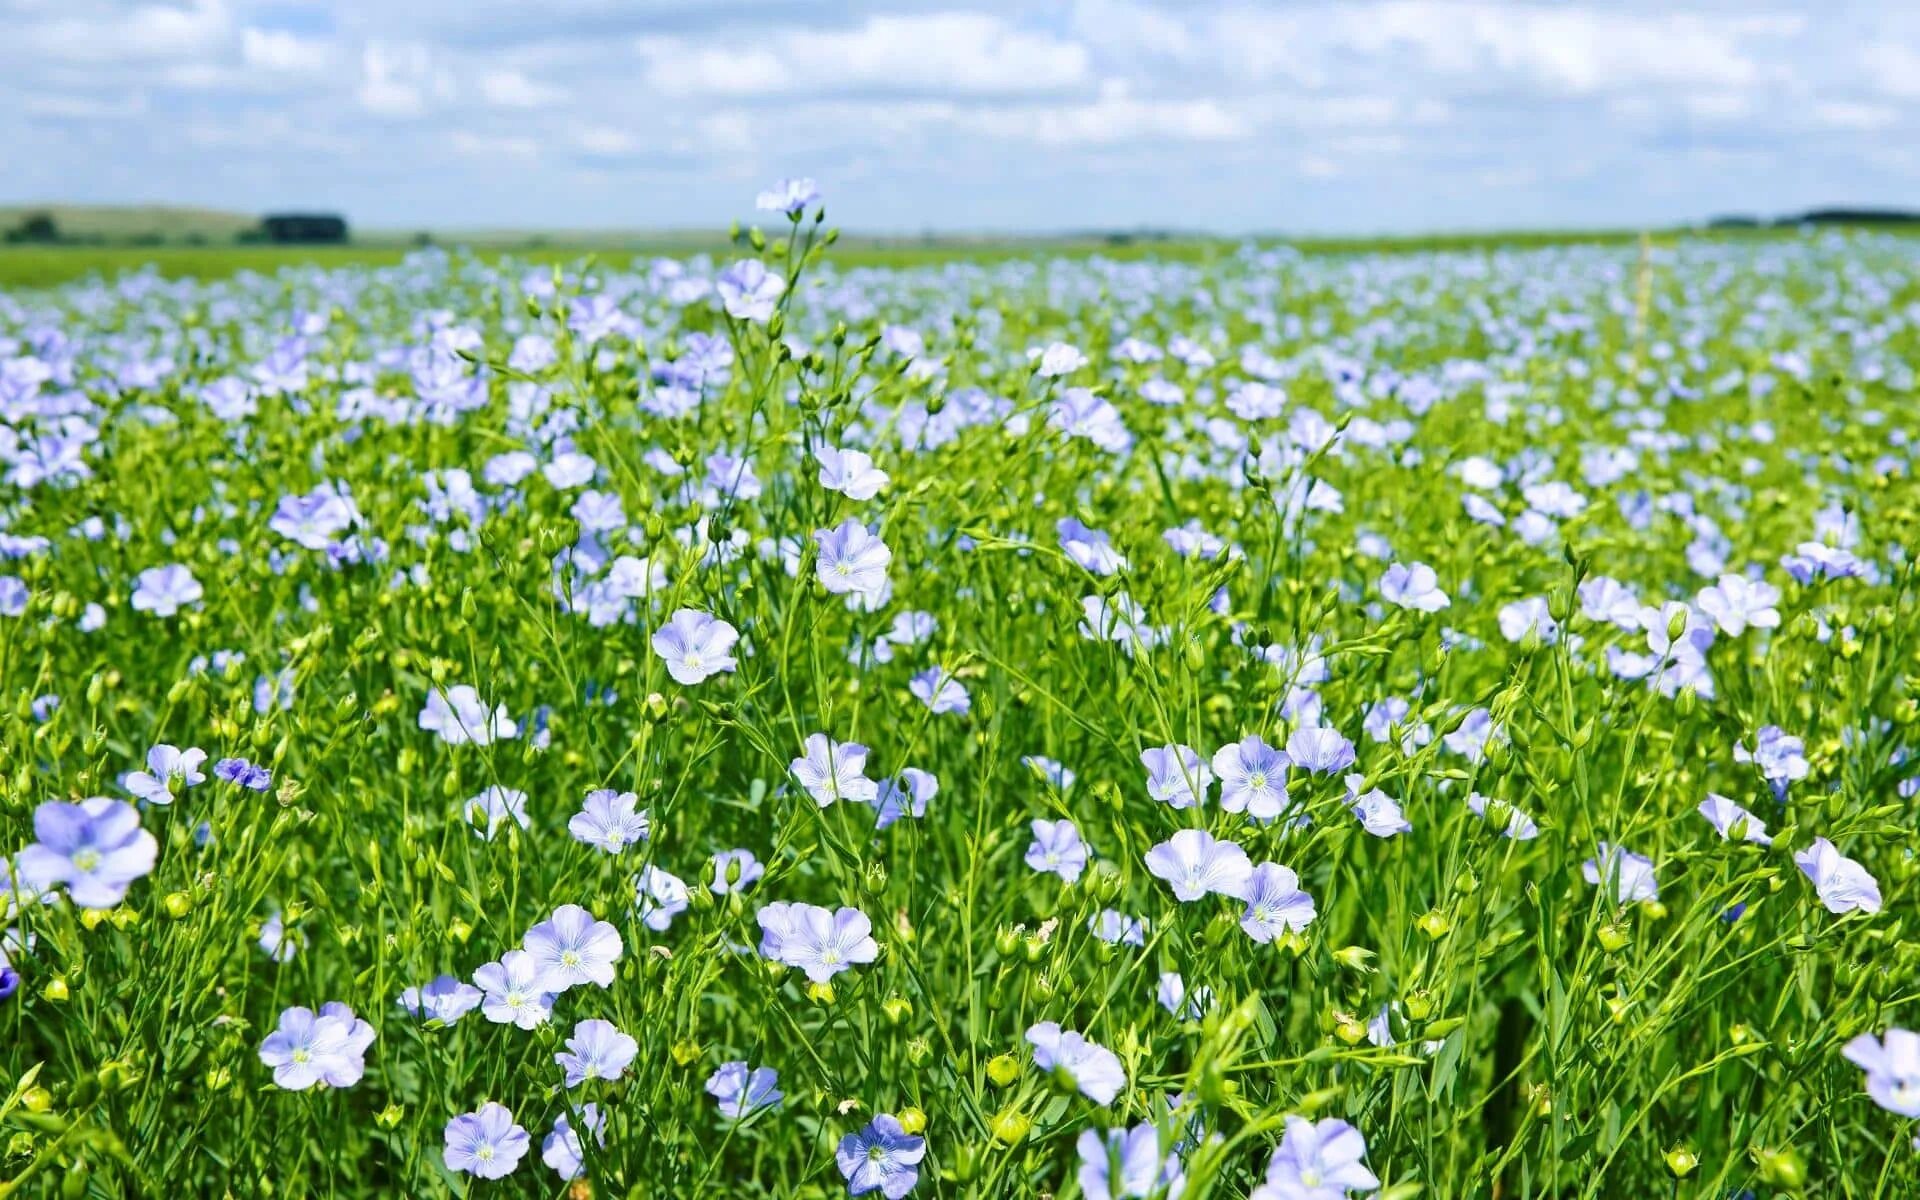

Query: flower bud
[
  {"left": 896, "top": 1107, "right": 927, "bottom": 1135},
  {"left": 1087, "top": 860, "right": 1123, "bottom": 902},
  {"left": 989, "top": 1108, "right": 1030, "bottom": 1145},
  {"left": 1753, "top": 1145, "right": 1805, "bottom": 1191},
  {"left": 99, "top": 1060, "right": 139, "bottom": 1092},
  {"left": 949, "top": 1142, "right": 981, "bottom": 1184},
  {"left": 986, "top": 1054, "right": 1020, "bottom": 1087},
  {"left": 1333, "top": 945, "right": 1377, "bottom": 972},
  {"left": 882, "top": 995, "right": 913, "bottom": 1025}
]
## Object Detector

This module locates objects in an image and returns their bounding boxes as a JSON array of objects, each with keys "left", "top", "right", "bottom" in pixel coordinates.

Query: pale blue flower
[
  {"left": 131, "top": 564, "right": 202, "bottom": 616},
  {"left": 836, "top": 1114, "right": 925, "bottom": 1198},
  {"left": 474, "top": 949, "right": 554, "bottom": 1029},
  {"left": 1145, "top": 829, "right": 1252, "bottom": 902},
  {"left": 1142, "top": 743, "right": 1211, "bottom": 809},
  {"left": 444, "top": 1102, "right": 530, "bottom": 1180},
  {"left": 556, "top": 1018, "right": 638, "bottom": 1087},
  {"left": 1252, "top": 1116, "right": 1379, "bottom": 1200},
  {"left": 717, "top": 259, "right": 785, "bottom": 322},
  {"left": 1027, "top": 1021, "right": 1125, "bottom": 1104},
  {"left": 792, "top": 733, "right": 879, "bottom": 806},
  {"left": 258, "top": 1002, "right": 374, "bottom": 1090},
  {"left": 1024, "top": 818, "right": 1087, "bottom": 883},
  {"left": 1213, "top": 735, "right": 1290, "bottom": 819},
  {"left": 523, "top": 904, "right": 623, "bottom": 991},
  {"left": 1795, "top": 838, "right": 1881, "bottom": 915},
  {"left": 569, "top": 788, "right": 649, "bottom": 853},
  {"left": 1239, "top": 863, "right": 1316, "bottom": 942},
  {"left": 399, "top": 974, "right": 483, "bottom": 1025},
  {"left": 910, "top": 667, "right": 970, "bottom": 715},
  {"left": 706, "top": 1061, "right": 783, "bottom": 1120},
  {"left": 1078, "top": 1123, "right": 1184, "bottom": 1200}
]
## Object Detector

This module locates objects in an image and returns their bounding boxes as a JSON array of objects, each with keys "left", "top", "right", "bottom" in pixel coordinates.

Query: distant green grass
[
  {"left": 3, "top": 225, "right": 1909, "bottom": 290},
  {"left": 0, "top": 239, "right": 1232, "bottom": 290},
  {"left": 0, "top": 203, "right": 263, "bottom": 244}
]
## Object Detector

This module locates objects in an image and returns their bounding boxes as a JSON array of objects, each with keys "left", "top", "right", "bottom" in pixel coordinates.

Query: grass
[
  {"left": 7, "top": 223, "right": 1900, "bottom": 291},
  {"left": 0, "top": 231, "right": 1253, "bottom": 290}
]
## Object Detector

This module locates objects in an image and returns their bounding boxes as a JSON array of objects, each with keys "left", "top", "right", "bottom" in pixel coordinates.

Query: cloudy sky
[{"left": 2, "top": 0, "right": 1916, "bottom": 235}]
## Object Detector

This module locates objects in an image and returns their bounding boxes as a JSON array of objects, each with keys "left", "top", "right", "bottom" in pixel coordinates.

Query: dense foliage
[{"left": 3, "top": 189, "right": 1919, "bottom": 1198}]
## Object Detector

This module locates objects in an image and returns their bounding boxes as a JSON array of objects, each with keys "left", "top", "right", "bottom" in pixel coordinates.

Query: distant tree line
[
  {"left": 3, "top": 211, "right": 352, "bottom": 246},
  {"left": 239, "top": 215, "right": 351, "bottom": 245},
  {"left": 1707, "top": 208, "right": 1920, "bottom": 230},
  {"left": 2, "top": 212, "right": 62, "bottom": 244}
]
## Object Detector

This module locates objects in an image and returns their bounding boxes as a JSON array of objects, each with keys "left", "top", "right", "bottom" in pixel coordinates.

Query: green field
[
  {"left": 6, "top": 204, "right": 1920, "bottom": 1198},
  {"left": 0, "top": 225, "right": 1866, "bottom": 290},
  {"left": 0, "top": 240, "right": 1209, "bottom": 290}
]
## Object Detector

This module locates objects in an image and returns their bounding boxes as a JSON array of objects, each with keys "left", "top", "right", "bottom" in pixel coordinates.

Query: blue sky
[{"left": 2, "top": 0, "right": 1916, "bottom": 235}]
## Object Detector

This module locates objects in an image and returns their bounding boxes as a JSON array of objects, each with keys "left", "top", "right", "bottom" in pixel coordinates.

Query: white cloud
[
  {"left": 968, "top": 81, "right": 1248, "bottom": 147},
  {"left": 14, "top": 0, "right": 232, "bottom": 65},
  {"left": 450, "top": 130, "right": 541, "bottom": 160},
  {"left": 1079, "top": 1, "right": 1779, "bottom": 95},
  {"left": 1812, "top": 100, "right": 1896, "bottom": 131},
  {"left": 24, "top": 91, "right": 151, "bottom": 120},
  {"left": 1861, "top": 44, "right": 1920, "bottom": 99},
  {"left": 479, "top": 68, "right": 568, "bottom": 109},
  {"left": 637, "top": 12, "right": 1091, "bottom": 98},
  {"left": 1068, "top": 0, "right": 1197, "bottom": 62},
  {"left": 696, "top": 111, "right": 756, "bottom": 155},
  {"left": 1685, "top": 92, "right": 1754, "bottom": 122},
  {"left": 241, "top": 28, "right": 333, "bottom": 75},
  {"left": 572, "top": 125, "right": 641, "bottom": 158},
  {"left": 357, "top": 42, "right": 453, "bottom": 118}
]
